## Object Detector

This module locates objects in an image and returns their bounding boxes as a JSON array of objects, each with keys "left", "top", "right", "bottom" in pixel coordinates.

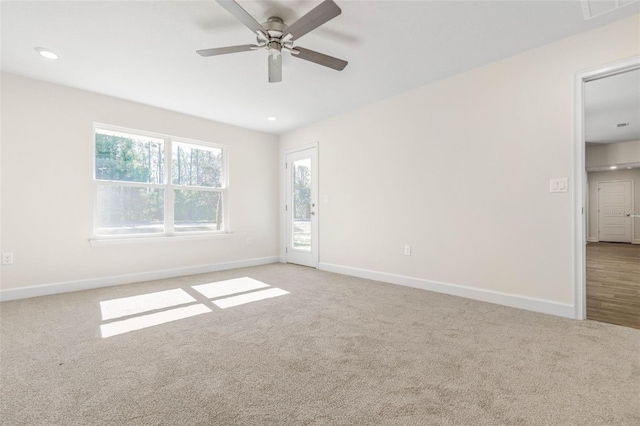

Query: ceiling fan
[{"left": 197, "top": 0, "right": 348, "bottom": 83}]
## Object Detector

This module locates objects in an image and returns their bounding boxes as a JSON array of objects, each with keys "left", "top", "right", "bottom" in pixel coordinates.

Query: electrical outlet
[
  {"left": 2, "top": 253, "right": 14, "bottom": 265},
  {"left": 404, "top": 245, "right": 411, "bottom": 256}
]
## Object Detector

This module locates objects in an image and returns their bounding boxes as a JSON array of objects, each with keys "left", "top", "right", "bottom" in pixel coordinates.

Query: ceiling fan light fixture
[
  {"left": 267, "top": 41, "right": 282, "bottom": 58},
  {"left": 35, "top": 47, "right": 59, "bottom": 60}
]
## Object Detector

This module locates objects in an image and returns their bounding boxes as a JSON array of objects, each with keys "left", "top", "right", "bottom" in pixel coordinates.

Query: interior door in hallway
[
  {"left": 598, "top": 181, "right": 632, "bottom": 243},
  {"left": 285, "top": 146, "right": 318, "bottom": 268}
]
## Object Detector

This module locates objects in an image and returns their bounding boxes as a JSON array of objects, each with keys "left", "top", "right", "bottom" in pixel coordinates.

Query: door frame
[
  {"left": 283, "top": 142, "right": 319, "bottom": 268},
  {"left": 595, "top": 179, "right": 634, "bottom": 243},
  {"left": 573, "top": 56, "right": 640, "bottom": 320}
]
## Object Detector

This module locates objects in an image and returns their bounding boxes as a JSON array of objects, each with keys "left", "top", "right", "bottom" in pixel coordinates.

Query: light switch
[{"left": 550, "top": 178, "right": 568, "bottom": 193}]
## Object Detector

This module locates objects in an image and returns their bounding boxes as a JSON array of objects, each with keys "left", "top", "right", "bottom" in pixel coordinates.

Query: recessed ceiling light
[
  {"left": 35, "top": 47, "right": 59, "bottom": 60},
  {"left": 267, "top": 116, "right": 277, "bottom": 121},
  {"left": 609, "top": 165, "right": 617, "bottom": 170}
]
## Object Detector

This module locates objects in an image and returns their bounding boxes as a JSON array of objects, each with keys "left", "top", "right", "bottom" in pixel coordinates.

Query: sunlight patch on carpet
[
  {"left": 99, "top": 277, "right": 289, "bottom": 338},
  {"left": 192, "top": 277, "right": 270, "bottom": 299},
  {"left": 100, "top": 304, "right": 211, "bottom": 338},
  {"left": 213, "top": 288, "right": 289, "bottom": 309},
  {"left": 100, "top": 289, "right": 196, "bottom": 320}
]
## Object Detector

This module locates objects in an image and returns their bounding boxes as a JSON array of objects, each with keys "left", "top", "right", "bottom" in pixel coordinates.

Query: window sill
[{"left": 89, "top": 232, "right": 233, "bottom": 246}]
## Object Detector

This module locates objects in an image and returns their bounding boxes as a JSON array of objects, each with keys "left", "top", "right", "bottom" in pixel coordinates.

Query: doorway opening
[{"left": 575, "top": 57, "right": 640, "bottom": 328}]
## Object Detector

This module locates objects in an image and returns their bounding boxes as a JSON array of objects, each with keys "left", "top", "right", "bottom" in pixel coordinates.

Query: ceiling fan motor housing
[
  {"left": 263, "top": 17, "right": 286, "bottom": 38},
  {"left": 261, "top": 17, "right": 287, "bottom": 58}
]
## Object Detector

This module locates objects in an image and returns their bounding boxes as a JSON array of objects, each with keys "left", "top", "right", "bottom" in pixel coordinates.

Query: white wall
[
  {"left": 588, "top": 169, "right": 640, "bottom": 243},
  {"left": 586, "top": 140, "right": 640, "bottom": 168},
  {"left": 280, "top": 16, "right": 639, "bottom": 310},
  {"left": 1, "top": 73, "right": 279, "bottom": 292}
]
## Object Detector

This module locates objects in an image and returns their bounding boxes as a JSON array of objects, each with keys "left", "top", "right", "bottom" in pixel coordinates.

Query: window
[{"left": 94, "top": 125, "right": 227, "bottom": 237}]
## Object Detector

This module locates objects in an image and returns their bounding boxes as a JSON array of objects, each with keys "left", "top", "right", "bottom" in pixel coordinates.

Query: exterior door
[
  {"left": 285, "top": 147, "right": 318, "bottom": 267},
  {"left": 598, "top": 181, "right": 633, "bottom": 243}
]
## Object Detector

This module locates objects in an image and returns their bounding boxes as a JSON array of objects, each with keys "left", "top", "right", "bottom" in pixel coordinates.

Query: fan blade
[
  {"left": 197, "top": 45, "right": 257, "bottom": 57},
  {"left": 268, "top": 55, "right": 282, "bottom": 83},
  {"left": 282, "top": 0, "right": 341, "bottom": 41},
  {"left": 216, "top": 0, "right": 266, "bottom": 35},
  {"left": 292, "top": 47, "right": 347, "bottom": 71}
]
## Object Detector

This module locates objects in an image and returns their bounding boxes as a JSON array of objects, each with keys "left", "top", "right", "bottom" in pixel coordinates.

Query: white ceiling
[
  {"left": 585, "top": 68, "right": 640, "bottom": 144},
  {"left": 2, "top": 0, "right": 639, "bottom": 135}
]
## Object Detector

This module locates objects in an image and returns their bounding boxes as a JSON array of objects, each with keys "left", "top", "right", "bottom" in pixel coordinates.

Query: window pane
[
  {"left": 96, "top": 185, "right": 164, "bottom": 235},
  {"left": 172, "top": 142, "right": 223, "bottom": 188},
  {"left": 174, "top": 189, "right": 223, "bottom": 232},
  {"left": 292, "top": 158, "right": 311, "bottom": 251},
  {"left": 95, "top": 129, "right": 164, "bottom": 184}
]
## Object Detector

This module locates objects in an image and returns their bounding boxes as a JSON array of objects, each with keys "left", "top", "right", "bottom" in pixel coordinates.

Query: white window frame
[{"left": 92, "top": 123, "right": 229, "bottom": 241}]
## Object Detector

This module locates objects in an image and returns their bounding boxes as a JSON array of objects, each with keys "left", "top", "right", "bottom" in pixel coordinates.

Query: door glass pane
[
  {"left": 292, "top": 158, "right": 311, "bottom": 251},
  {"left": 96, "top": 185, "right": 164, "bottom": 235},
  {"left": 174, "top": 189, "right": 223, "bottom": 232}
]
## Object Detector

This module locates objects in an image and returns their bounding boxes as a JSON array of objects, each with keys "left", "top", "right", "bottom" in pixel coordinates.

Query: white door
[
  {"left": 598, "top": 181, "right": 633, "bottom": 243},
  {"left": 285, "top": 147, "right": 318, "bottom": 267}
]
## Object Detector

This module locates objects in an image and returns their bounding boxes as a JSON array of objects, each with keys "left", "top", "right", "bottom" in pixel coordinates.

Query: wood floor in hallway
[{"left": 586, "top": 242, "right": 640, "bottom": 329}]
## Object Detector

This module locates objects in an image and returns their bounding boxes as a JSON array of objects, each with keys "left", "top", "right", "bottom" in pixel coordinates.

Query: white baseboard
[
  {"left": 0, "top": 256, "right": 280, "bottom": 302},
  {"left": 319, "top": 263, "right": 574, "bottom": 319},
  {"left": 587, "top": 238, "right": 640, "bottom": 244},
  {"left": 590, "top": 238, "right": 640, "bottom": 244}
]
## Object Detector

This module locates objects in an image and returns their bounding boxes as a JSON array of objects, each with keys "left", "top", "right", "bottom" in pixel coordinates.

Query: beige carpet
[{"left": 1, "top": 263, "right": 639, "bottom": 425}]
